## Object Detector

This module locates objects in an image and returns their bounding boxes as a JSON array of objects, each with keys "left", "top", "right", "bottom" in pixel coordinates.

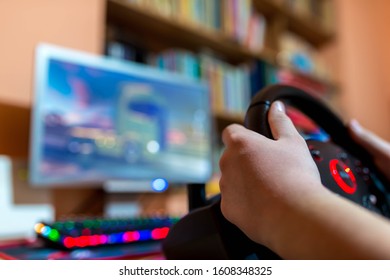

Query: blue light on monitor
[
  {"left": 30, "top": 43, "right": 213, "bottom": 186},
  {"left": 151, "top": 178, "right": 168, "bottom": 192}
]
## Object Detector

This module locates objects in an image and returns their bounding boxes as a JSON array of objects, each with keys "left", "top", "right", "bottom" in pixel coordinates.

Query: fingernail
[
  {"left": 350, "top": 119, "right": 362, "bottom": 133},
  {"left": 274, "top": 101, "right": 285, "bottom": 113}
]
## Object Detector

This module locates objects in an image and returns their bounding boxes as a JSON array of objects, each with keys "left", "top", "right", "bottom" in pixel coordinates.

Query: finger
[
  {"left": 268, "top": 101, "right": 299, "bottom": 140},
  {"left": 221, "top": 123, "right": 251, "bottom": 147},
  {"left": 348, "top": 119, "right": 390, "bottom": 157}
]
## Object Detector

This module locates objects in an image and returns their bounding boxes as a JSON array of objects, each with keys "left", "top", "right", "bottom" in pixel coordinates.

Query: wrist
[{"left": 260, "top": 182, "right": 333, "bottom": 252}]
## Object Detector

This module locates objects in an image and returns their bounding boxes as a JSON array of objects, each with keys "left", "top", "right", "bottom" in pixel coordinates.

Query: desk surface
[{"left": 0, "top": 238, "right": 164, "bottom": 260}]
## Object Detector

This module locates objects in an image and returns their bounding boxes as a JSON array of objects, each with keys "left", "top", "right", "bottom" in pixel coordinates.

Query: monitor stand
[{"left": 187, "top": 183, "right": 207, "bottom": 211}]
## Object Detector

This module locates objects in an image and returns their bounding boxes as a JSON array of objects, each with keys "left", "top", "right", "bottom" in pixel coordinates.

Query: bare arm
[
  {"left": 219, "top": 101, "right": 390, "bottom": 259},
  {"left": 269, "top": 187, "right": 390, "bottom": 259}
]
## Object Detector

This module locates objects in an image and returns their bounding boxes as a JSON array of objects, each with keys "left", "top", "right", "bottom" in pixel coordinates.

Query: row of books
[
  {"left": 222, "top": 0, "right": 267, "bottom": 52},
  {"left": 125, "top": 0, "right": 267, "bottom": 52},
  {"left": 107, "top": 41, "right": 331, "bottom": 115},
  {"left": 126, "top": 0, "right": 222, "bottom": 30},
  {"left": 107, "top": 41, "right": 251, "bottom": 115},
  {"left": 148, "top": 50, "right": 252, "bottom": 115},
  {"left": 250, "top": 59, "right": 330, "bottom": 99},
  {"left": 147, "top": 50, "right": 201, "bottom": 79},
  {"left": 149, "top": 50, "right": 332, "bottom": 114}
]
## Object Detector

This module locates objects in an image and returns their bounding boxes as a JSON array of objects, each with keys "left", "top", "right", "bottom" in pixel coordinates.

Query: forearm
[{"left": 267, "top": 187, "right": 390, "bottom": 259}]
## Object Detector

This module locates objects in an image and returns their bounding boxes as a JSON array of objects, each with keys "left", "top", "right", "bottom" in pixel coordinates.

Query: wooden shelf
[
  {"left": 253, "top": 0, "right": 334, "bottom": 48},
  {"left": 213, "top": 112, "right": 245, "bottom": 133},
  {"left": 106, "top": 0, "right": 337, "bottom": 89},
  {"left": 106, "top": 0, "right": 276, "bottom": 64}
]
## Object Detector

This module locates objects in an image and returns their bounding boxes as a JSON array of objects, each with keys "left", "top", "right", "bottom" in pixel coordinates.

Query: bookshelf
[
  {"left": 105, "top": 0, "right": 336, "bottom": 126},
  {"left": 253, "top": 0, "right": 334, "bottom": 48},
  {"left": 106, "top": 0, "right": 276, "bottom": 64}
]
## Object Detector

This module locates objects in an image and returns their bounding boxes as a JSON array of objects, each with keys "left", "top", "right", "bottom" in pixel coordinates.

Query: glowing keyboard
[{"left": 34, "top": 216, "right": 180, "bottom": 250}]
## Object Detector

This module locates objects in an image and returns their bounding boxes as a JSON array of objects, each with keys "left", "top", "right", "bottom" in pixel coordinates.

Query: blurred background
[{"left": 0, "top": 0, "right": 389, "bottom": 240}]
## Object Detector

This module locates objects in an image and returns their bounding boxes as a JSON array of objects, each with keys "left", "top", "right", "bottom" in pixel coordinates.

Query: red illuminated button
[{"left": 329, "top": 159, "right": 357, "bottom": 194}]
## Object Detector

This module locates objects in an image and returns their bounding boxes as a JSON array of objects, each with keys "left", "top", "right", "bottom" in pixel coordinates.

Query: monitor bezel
[{"left": 30, "top": 43, "right": 213, "bottom": 188}]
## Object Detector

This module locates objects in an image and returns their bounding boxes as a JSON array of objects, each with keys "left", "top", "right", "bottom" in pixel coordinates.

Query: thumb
[
  {"left": 268, "top": 101, "right": 300, "bottom": 140},
  {"left": 348, "top": 119, "right": 390, "bottom": 158}
]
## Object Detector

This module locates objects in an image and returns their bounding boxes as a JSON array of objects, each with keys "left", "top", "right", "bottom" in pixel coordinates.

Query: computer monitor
[{"left": 29, "top": 43, "right": 212, "bottom": 187}]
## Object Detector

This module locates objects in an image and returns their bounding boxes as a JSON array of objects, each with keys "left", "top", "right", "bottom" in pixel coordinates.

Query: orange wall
[
  {"left": 0, "top": 0, "right": 105, "bottom": 157},
  {"left": 0, "top": 0, "right": 105, "bottom": 107},
  {"left": 334, "top": 0, "right": 390, "bottom": 140}
]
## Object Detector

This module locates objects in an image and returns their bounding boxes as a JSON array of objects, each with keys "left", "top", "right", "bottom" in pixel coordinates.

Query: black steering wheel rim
[
  {"left": 244, "top": 84, "right": 390, "bottom": 213},
  {"left": 245, "top": 85, "right": 364, "bottom": 156}
]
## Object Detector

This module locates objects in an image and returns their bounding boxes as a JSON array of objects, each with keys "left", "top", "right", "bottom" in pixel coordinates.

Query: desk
[{"left": 0, "top": 238, "right": 164, "bottom": 260}]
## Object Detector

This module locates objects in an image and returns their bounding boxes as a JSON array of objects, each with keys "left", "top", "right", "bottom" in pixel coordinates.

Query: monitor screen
[{"left": 30, "top": 44, "right": 212, "bottom": 187}]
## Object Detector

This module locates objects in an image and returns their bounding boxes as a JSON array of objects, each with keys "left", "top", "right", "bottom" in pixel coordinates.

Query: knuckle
[
  {"left": 228, "top": 131, "right": 247, "bottom": 148},
  {"left": 223, "top": 124, "right": 246, "bottom": 145}
]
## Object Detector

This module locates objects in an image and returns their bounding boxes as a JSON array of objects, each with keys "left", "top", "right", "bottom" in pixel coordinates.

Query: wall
[
  {"left": 334, "top": 0, "right": 390, "bottom": 140},
  {"left": 0, "top": 0, "right": 105, "bottom": 107},
  {"left": 0, "top": 1, "right": 107, "bottom": 216},
  {"left": 0, "top": 0, "right": 105, "bottom": 157}
]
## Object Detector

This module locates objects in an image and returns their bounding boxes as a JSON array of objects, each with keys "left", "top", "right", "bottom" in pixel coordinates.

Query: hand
[
  {"left": 219, "top": 101, "right": 327, "bottom": 248},
  {"left": 348, "top": 119, "right": 390, "bottom": 181}
]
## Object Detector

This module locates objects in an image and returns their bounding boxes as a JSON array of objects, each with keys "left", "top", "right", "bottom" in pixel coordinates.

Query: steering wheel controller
[{"left": 162, "top": 84, "right": 390, "bottom": 259}]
